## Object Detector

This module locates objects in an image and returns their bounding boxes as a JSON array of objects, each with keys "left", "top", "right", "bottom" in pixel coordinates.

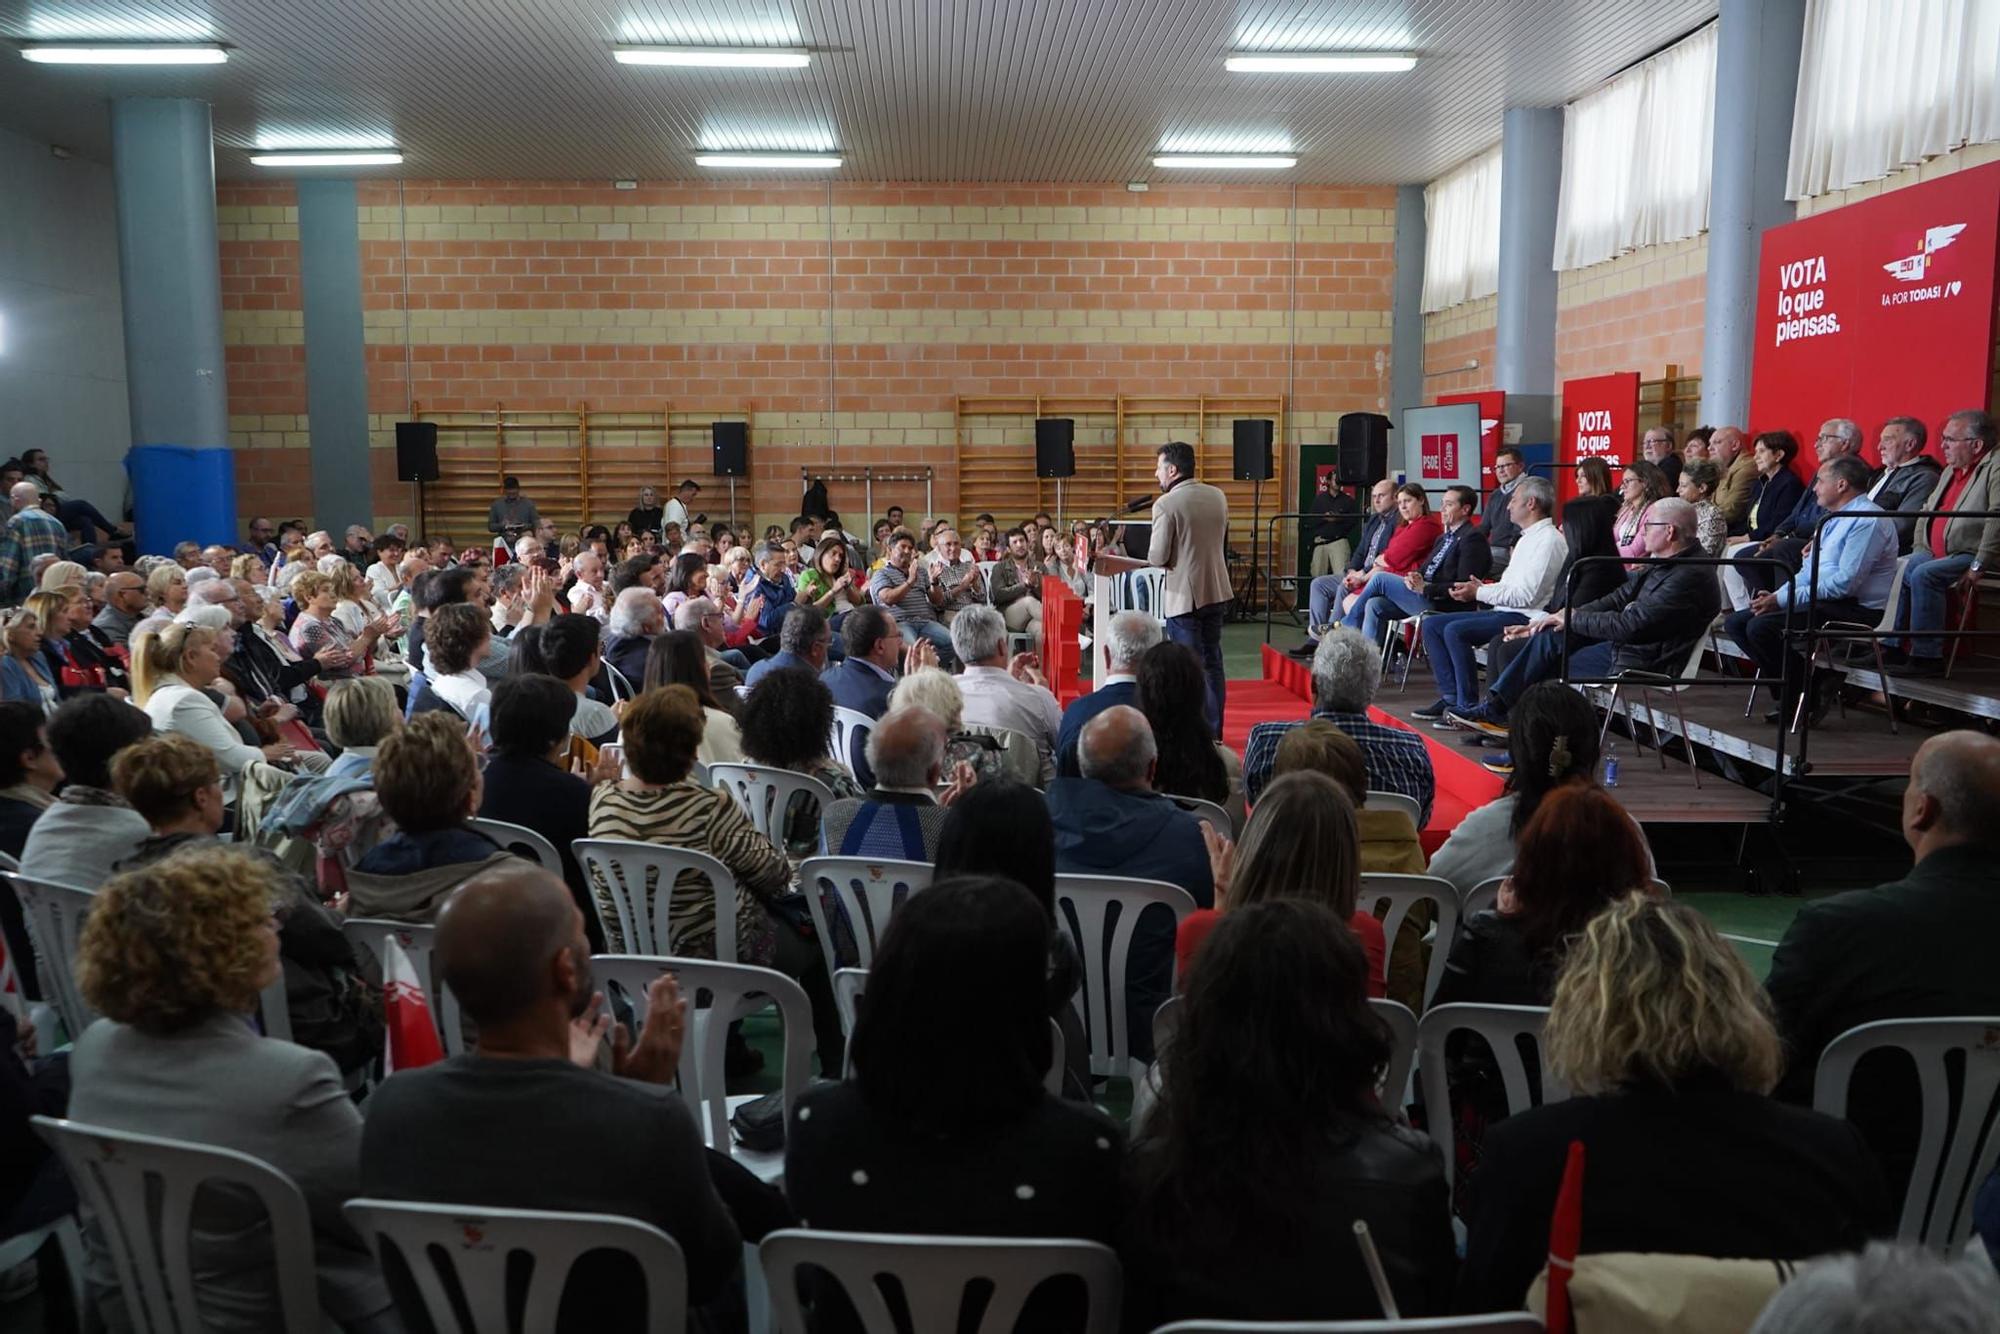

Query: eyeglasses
[
  {"left": 1942, "top": 434, "right": 1981, "bottom": 445},
  {"left": 1642, "top": 520, "right": 1676, "bottom": 529}
]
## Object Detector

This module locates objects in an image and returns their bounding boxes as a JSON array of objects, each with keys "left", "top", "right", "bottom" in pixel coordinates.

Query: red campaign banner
[
  {"left": 1558, "top": 372, "right": 1640, "bottom": 505},
  {"left": 1438, "top": 390, "right": 1507, "bottom": 482},
  {"left": 1750, "top": 161, "right": 2000, "bottom": 471}
]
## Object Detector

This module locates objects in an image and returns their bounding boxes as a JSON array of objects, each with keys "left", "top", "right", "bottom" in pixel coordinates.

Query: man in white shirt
[
  {"left": 1414, "top": 475, "right": 1565, "bottom": 721},
  {"left": 566, "top": 551, "right": 611, "bottom": 622},
  {"left": 1054, "top": 610, "right": 1163, "bottom": 778},
  {"left": 926, "top": 527, "right": 984, "bottom": 625},
  {"left": 662, "top": 479, "right": 700, "bottom": 535},
  {"left": 949, "top": 604, "right": 1063, "bottom": 784}
]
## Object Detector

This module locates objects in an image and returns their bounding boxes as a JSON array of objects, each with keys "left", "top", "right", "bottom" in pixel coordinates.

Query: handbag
[{"left": 728, "top": 1089, "right": 788, "bottom": 1152}]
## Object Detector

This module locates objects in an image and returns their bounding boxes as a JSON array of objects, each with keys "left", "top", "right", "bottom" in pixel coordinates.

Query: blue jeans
[
  {"left": 1165, "top": 601, "right": 1226, "bottom": 739},
  {"left": 1307, "top": 573, "right": 1348, "bottom": 631},
  {"left": 1341, "top": 571, "right": 1431, "bottom": 643},
  {"left": 898, "top": 618, "right": 957, "bottom": 669},
  {"left": 1487, "top": 633, "right": 1616, "bottom": 712},
  {"left": 1422, "top": 609, "right": 1529, "bottom": 710},
  {"left": 1891, "top": 549, "right": 1973, "bottom": 659}
]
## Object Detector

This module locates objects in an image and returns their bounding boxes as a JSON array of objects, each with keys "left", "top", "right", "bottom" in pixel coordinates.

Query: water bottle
[{"left": 1603, "top": 755, "right": 1620, "bottom": 788}]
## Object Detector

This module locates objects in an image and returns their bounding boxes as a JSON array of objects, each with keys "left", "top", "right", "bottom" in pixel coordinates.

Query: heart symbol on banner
[{"left": 1949, "top": 280, "right": 1963, "bottom": 296}]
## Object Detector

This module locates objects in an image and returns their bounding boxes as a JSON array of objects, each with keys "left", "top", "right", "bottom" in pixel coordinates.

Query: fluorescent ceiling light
[
  {"left": 695, "top": 153, "right": 841, "bottom": 169},
  {"left": 615, "top": 46, "right": 809, "bottom": 68},
  {"left": 1152, "top": 154, "right": 1296, "bottom": 170},
  {"left": 20, "top": 42, "right": 227, "bottom": 64},
  {"left": 1226, "top": 52, "right": 1416, "bottom": 73},
  {"left": 251, "top": 151, "right": 404, "bottom": 167}
]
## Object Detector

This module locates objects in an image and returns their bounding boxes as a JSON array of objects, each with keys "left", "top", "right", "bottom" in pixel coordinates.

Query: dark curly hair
[
  {"left": 1133, "top": 641, "right": 1226, "bottom": 802},
  {"left": 1130, "top": 899, "right": 1391, "bottom": 1254},
  {"left": 1503, "top": 682, "right": 1601, "bottom": 837},
  {"left": 735, "top": 667, "right": 835, "bottom": 770}
]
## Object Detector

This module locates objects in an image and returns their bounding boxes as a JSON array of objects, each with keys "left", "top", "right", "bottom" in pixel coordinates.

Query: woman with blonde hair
[
  {"left": 66, "top": 845, "right": 394, "bottom": 1330},
  {"left": 1459, "top": 894, "right": 1891, "bottom": 1311},
  {"left": 888, "top": 666, "right": 998, "bottom": 781},
  {"left": 25, "top": 586, "right": 114, "bottom": 701},
  {"left": 146, "top": 562, "right": 188, "bottom": 615},
  {"left": 1173, "top": 771, "right": 1385, "bottom": 995},
  {"left": 229, "top": 551, "right": 267, "bottom": 584},
  {"left": 135, "top": 621, "right": 291, "bottom": 775},
  {"left": 288, "top": 569, "right": 390, "bottom": 681},
  {"left": 0, "top": 607, "right": 57, "bottom": 713},
  {"left": 37, "top": 560, "right": 88, "bottom": 594}
]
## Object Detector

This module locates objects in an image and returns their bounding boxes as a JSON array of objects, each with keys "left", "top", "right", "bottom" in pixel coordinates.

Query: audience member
[
  {"left": 1244, "top": 628, "right": 1434, "bottom": 819},
  {"left": 1341, "top": 484, "right": 1490, "bottom": 643},
  {"left": 1728, "top": 418, "right": 1863, "bottom": 601},
  {"left": 359, "top": 861, "right": 753, "bottom": 1330},
  {"left": 786, "top": 875, "right": 1122, "bottom": 1331},
  {"left": 419, "top": 601, "right": 493, "bottom": 728},
  {"left": 540, "top": 613, "right": 620, "bottom": 744},
  {"left": 146, "top": 562, "right": 189, "bottom": 616},
  {"left": 822, "top": 604, "right": 906, "bottom": 725},
  {"left": 601, "top": 586, "right": 663, "bottom": 686},
  {"left": 0, "top": 481, "right": 70, "bottom": 603},
  {"left": 987, "top": 526, "right": 1044, "bottom": 645},
  {"left": 820, "top": 706, "right": 959, "bottom": 861},
  {"left": 0, "top": 702, "right": 55, "bottom": 860},
  {"left": 1641, "top": 424, "right": 1682, "bottom": 491},
  {"left": 1862, "top": 416, "right": 1943, "bottom": 555},
  {"left": 0, "top": 607, "right": 56, "bottom": 712},
  {"left": 1749, "top": 1243, "right": 2000, "bottom": 1334},
  {"left": 736, "top": 665, "right": 863, "bottom": 862},
  {"left": 1459, "top": 895, "right": 1889, "bottom": 1313},
  {"left": 1884, "top": 408, "right": 1999, "bottom": 676},
  {"left": 1415, "top": 475, "right": 1563, "bottom": 720},
  {"left": 18, "top": 694, "right": 154, "bottom": 892},
  {"left": 1176, "top": 771, "right": 1384, "bottom": 995},
  {"left": 1134, "top": 639, "right": 1242, "bottom": 829},
  {"left": 321, "top": 676, "right": 399, "bottom": 780},
  {"left": 1468, "top": 493, "right": 1625, "bottom": 712},
  {"left": 1127, "top": 900, "right": 1454, "bottom": 1327},
  {"left": 745, "top": 603, "right": 830, "bottom": 688},
  {"left": 1482, "top": 445, "right": 1528, "bottom": 572},
  {"left": 1612, "top": 460, "right": 1673, "bottom": 565},
  {"left": 134, "top": 622, "right": 293, "bottom": 780},
  {"left": 1724, "top": 456, "right": 1898, "bottom": 723},
  {"left": 1676, "top": 457, "right": 1729, "bottom": 556},
  {"left": 1055, "top": 610, "right": 1162, "bottom": 778},
  {"left": 68, "top": 847, "right": 394, "bottom": 1332},
  {"left": 672, "top": 595, "right": 747, "bottom": 699},
  {"left": 1574, "top": 456, "right": 1613, "bottom": 497},
  {"left": 642, "top": 629, "right": 743, "bottom": 765},
  {"left": 1299, "top": 479, "right": 1399, "bottom": 650},
  {"left": 1450, "top": 498, "right": 1719, "bottom": 740},
  {"left": 478, "top": 672, "right": 615, "bottom": 950},
  {"left": 951, "top": 604, "right": 1061, "bottom": 783},
  {"left": 87, "top": 571, "right": 147, "bottom": 650},
  {"left": 288, "top": 570, "right": 390, "bottom": 682},
  {"left": 1710, "top": 426, "right": 1757, "bottom": 529},
  {"left": 866, "top": 529, "right": 957, "bottom": 668},
  {"left": 1766, "top": 731, "right": 2000, "bottom": 1194},
  {"left": 348, "top": 712, "right": 514, "bottom": 921}
]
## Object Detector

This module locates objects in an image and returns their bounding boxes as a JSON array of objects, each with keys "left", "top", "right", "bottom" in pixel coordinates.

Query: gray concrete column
[
  {"left": 1389, "top": 183, "right": 1426, "bottom": 421},
  {"left": 1700, "top": 0, "right": 1807, "bottom": 427},
  {"left": 296, "top": 178, "right": 374, "bottom": 530},
  {"left": 1495, "top": 106, "right": 1563, "bottom": 442},
  {"left": 110, "top": 98, "right": 228, "bottom": 449}
]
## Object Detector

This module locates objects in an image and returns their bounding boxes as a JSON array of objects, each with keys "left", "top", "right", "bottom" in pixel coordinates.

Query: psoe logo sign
[{"left": 1883, "top": 223, "right": 1966, "bottom": 282}]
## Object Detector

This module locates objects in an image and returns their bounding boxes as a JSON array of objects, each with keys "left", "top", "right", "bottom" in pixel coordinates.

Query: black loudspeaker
[
  {"left": 1232, "top": 419, "right": 1274, "bottom": 481},
  {"left": 1337, "top": 412, "right": 1392, "bottom": 488},
  {"left": 712, "top": 421, "right": 748, "bottom": 477},
  {"left": 394, "top": 421, "right": 439, "bottom": 483},
  {"left": 1035, "top": 418, "right": 1076, "bottom": 478}
]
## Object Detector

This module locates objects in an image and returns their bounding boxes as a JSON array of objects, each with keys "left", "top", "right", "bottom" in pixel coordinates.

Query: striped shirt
[
  {"left": 585, "top": 780, "right": 791, "bottom": 964},
  {"left": 1242, "top": 708, "right": 1436, "bottom": 824}
]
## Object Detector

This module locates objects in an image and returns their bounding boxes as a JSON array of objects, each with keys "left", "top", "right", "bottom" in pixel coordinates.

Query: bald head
[
  {"left": 1711, "top": 426, "right": 1746, "bottom": 464},
  {"left": 1905, "top": 731, "right": 2000, "bottom": 858},
  {"left": 865, "top": 706, "right": 948, "bottom": 790},
  {"left": 1080, "top": 704, "right": 1157, "bottom": 791},
  {"left": 8, "top": 482, "right": 39, "bottom": 511},
  {"left": 435, "top": 861, "right": 587, "bottom": 1027}
]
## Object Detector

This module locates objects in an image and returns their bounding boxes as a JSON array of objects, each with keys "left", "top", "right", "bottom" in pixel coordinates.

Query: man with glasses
[
  {"left": 1731, "top": 418, "right": 1867, "bottom": 601},
  {"left": 1482, "top": 445, "right": 1529, "bottom": 575},
  {"left": 1885, "top": 409, "right": 2000, "bottom": 676},
  {"left": 1641, "top": 426, "right": 1683, "bottom": 492}
]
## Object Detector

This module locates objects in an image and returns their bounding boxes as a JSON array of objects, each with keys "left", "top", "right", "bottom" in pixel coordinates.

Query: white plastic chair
[
  {"left": 1362, "top": 790, "right": 1423, "bottom": 826},
  {"left": 468, "top": 817, "right": 563, "bottom": 873},
  {"left": 831, "top": 965, "right": 1063, "bottom": 1093},
  {"left": 1053, "top": 874, "right": 1198, "bottom": 1082},
  {"left": 258, "top": 972, "right": 292, "bottom": 1043},
  {"left": 1152, "top": 1316, "right": 1545, "bottom": 1332},
  {"left": 760, "top": 1229, "right": 1122, "bottom": 1334},
  {"left": 1416, "top": 1003, "right": 1566, "bottom": 1189},
  {"left": 34, "top": 1116, "right": 324, "bottom": 1333},
  {"left": 593, "top": 954, "right": 813, "bottom": 1179},
  {"left": 1164, "top": 794, "right": 1230, "bottom": 833},
  {"left": 604, "top": 660, "right": 638, "bottom": 702},
  {"left": 709, "top": 762, "right": 837, "bottom": 851},
  {"left": 340, "top": 917, "right": 466, "bottom": 1057},
  {"left": 1115, "top": 566, "right": 1168, "bottom": 622},
  {"left": 797, "top": 856, "right": 932, "bottom": 976},
  {"left": 7, "top": 874, "right": 94, "bottom": 1042},
  {"left": 0, "top": 850, "right": 18, "bottom": 872},
  {"left": 830, "top": 707, "right": 876, "bottom": 781},
  {"left": 1357, "top": 873, "right": 1461, "bottom": 1010},
  {"left": 345, "top": 1198, "right": 687, "bottom": 1331},
  {"left": 1813, "top": 1017, "right": 2000, "bottom": 1253},
  {"left": 573, "top": 838, "right": 742, "bottom": 961}
]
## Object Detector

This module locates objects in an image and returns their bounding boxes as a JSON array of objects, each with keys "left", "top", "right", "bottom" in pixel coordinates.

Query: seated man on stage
[
  {"left": 1883, "top": 408, "right": 1999, "bottom": 677},
  {"left": 1449, "top": 498, "right": 1720, "bottom": 737},
  {"left": 1413, "top": 476, "right": 1563, "bottom": 721},
  {"left": 1724, "top": 455, "right": 1899, "bottom": 724},
  {"left": 1295, "top": 479, "right": 1398, "bottom": 657},
  {"left": 1725, "top": 417, "right": 1865, "bottom": 604},
  {"left": 1338, "top": 484, "right": 1490, "bottom": 646}
]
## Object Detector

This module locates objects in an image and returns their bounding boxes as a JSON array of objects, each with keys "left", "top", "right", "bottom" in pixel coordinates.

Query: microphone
[{"left": 1120, "top": 493, "right": 1154, "bottom": 514}]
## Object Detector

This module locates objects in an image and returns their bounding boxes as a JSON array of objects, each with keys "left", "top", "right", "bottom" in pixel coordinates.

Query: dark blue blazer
[
  {"left": 824, "top": 657, "right": 896, "bottom": 720},
  {"left": 1055, "top": 680, "right": 1139, "bottom": 779},
  {"left": 1747, "top": 468, "right": 1807, "bottom": 541},
  {"left": 744, "top": 648, "right": 819, "bottom": 690}
]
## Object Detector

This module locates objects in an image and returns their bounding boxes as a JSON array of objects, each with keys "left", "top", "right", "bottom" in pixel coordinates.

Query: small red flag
[
  {"left": 381, "top": 934, "right": 444, "bottom": 1073},
  {"left": 1544, "top": 1138, "right": 1587, "bottom": 1334}
]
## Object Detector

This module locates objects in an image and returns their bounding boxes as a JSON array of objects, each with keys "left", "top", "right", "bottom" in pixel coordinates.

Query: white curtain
[
  {"left": 1788, "top": 0, "right": 2000, "bottom": 200},
  {"left": 1422, "top": 146, "right": 1502, "bottom": 313},
  {"left": 1553, "top": 23, "right": 1717, "bottom": 271}
]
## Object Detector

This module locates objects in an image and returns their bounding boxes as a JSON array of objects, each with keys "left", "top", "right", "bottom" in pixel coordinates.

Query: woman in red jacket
[{"left": 1339, "top": 484, "right": 1442, "bottom": 621}]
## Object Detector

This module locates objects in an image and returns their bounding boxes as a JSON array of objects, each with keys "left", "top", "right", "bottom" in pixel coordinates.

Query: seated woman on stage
[{"left": 1337, "top": 484, "right": 1441, "bottom": 621}]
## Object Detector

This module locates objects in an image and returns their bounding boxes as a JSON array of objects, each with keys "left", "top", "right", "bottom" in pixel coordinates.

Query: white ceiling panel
[{"left": 0, "top": 0, "right": 1717, "bottom": 182}]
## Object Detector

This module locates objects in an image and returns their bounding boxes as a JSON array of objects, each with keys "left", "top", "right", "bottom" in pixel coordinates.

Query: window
[{"left": 1422, "top": 145, "right": 1502, "bottom": 313}]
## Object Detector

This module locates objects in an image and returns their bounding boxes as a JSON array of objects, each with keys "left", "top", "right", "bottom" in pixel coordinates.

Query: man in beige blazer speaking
[{"left": 1099, "top": 440, "right": 1232, "bottom": 736}]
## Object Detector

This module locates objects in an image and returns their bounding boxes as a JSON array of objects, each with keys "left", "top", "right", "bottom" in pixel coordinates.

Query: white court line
[{"left": 1721, "top": 932, "right": 1781, "bottom": 949}]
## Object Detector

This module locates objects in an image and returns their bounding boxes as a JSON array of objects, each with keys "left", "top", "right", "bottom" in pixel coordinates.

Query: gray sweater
[{"left": 19, "top": 799, "right": 152, "bottom": 891}]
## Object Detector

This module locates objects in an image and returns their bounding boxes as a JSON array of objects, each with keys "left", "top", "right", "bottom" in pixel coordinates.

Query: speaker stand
[
  {"left": 1054, "top": 477, "right": 1065, "bottom": 529},
  {"left": 727, "top": 477, "right": 740, "bottom": 533},
  {"left": 411, "top": 478, "right": 427, "bottom": 544},
  {"left": 1234, "top": 474, "right": 1271, "bottom": 621}
]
